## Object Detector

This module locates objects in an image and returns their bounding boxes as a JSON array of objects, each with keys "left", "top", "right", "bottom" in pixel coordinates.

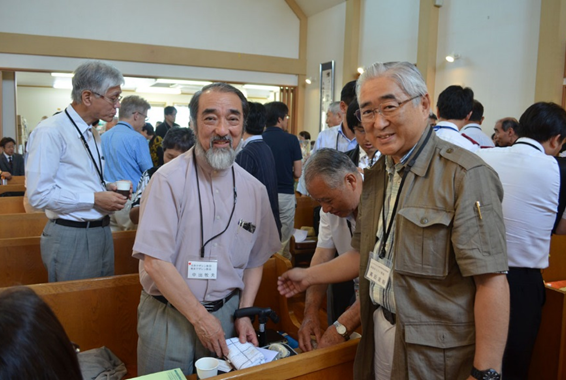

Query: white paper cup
[
  {"left": 115, "top": 180, "right": 130, "bottom": 191},
  {"left": 195, "top": 357, "right": 219, "bottom": 379}
]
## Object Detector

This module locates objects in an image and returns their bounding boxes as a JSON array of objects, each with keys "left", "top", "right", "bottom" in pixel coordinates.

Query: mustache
[{"left": 210, "top": 135, "right": 233, "bottom": 147}]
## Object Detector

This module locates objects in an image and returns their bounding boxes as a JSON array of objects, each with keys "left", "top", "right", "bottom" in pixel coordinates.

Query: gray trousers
[
  {"left": 40, "top": 220, "right": 114, "bottom": 282},
  {"left": 137, "top": 290, "right": 239, "bottom": 376},
  {"left": 277, "top": 193, "right": 296, "bottom": 260}
]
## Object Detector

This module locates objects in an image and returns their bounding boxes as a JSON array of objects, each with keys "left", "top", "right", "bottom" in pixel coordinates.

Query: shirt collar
[
  {"left": 434, "top": 120, "right": 459, "bottom": 132},
  {"left": 242, "top": 134, "right": 262, "bottom": 148},
  {"left": 3, "top": 152, "right": 11, "bottom": 160},
  {"left": 462, "top": 123, "right": 481, "bottom": 131},
  {"left": 337, "top": 123, "right": 354, "bottom": 143},
  {"left": 66, "top": 105, "right": 92, "bottom": 135},
  {"left": 515, "top": 137, "right": 545, "bottom": 152},
  {"left": 116, "top": 121, "right": 134, "bottom": 130}
]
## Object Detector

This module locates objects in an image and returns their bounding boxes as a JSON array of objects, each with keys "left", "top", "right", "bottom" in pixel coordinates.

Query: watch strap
[
  {"left": 471, "top": 366, "right": 501, "bottom": 380},
  {"left": 333, "top": 321, "right": 350, "bottom": 341}
]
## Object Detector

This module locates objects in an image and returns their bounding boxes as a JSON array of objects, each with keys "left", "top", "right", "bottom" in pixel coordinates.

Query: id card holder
[
  {"left": 188, "top": 260, "right": 218, "bottom": 280},
  {"left": 364, "top": 255, "right": 391, "bottom": 289}
]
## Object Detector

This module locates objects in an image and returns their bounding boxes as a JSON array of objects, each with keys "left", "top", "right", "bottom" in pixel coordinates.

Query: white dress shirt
[
  {"left": 461, "top": 123, "right": 495, "bottom": 147},
  {"left": 313, "top": 124, "right": 357, "bottom": 153},
  {"left": 434, "top": 121, "right": 479, "bottom": 152},
  {"left": 26, "top": 105, "right": 108, "bottom": 221},
  {"left": 476, "top": 138, "right": 559, "bottom": 268}
]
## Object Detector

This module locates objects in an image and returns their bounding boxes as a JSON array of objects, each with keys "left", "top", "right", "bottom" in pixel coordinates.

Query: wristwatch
[
  {"left": 471, "top": 367, "right": 501, "bottom": 380},
  {"left": 333, "top": 320, "right": 350, "bottom": 341}
]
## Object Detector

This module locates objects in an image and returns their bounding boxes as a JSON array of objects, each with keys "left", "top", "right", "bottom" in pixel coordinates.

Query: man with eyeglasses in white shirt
[{"left": 26, "top": 60, "right": 128, "bottom": 282}]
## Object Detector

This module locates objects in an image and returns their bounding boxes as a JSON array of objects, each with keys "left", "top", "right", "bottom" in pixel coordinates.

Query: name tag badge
[
  {"left": 188, "top": 260, "right": 218, "bottom": 280},
  {"left": 365, "top": 256, "right": 391, "bottom": 289}
]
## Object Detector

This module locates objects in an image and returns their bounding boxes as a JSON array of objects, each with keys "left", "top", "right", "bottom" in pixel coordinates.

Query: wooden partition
[
  {"left": 0, "top": 212, "right": 47, "bottom": 238},
  {"left": 0, "top": 195, "right": 25, "bottom": 213},
  {"left": 22, "top": 274, "right": 142, "bottom": 377},
  {"left": 187, "top": 339, "right": 359, "bottom": 380},
  {"left": 294, "top": 195, "right": 319, "bottom": 229},
  {"left": 0, "top": 230, "right": 138, "bottom": 287}
]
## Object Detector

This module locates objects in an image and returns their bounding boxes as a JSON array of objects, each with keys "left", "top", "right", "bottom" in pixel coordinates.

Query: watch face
[{"left": 482, "top": 370, "right": 500, "bottom": 380}]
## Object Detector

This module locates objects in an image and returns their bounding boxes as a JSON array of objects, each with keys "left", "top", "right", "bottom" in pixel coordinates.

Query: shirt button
[
  {"left": 215, "top": 189, "right": 219, "bottom": 194},
  {"left": 446, "top": 148, "right": 453, "bottom": 153},
  {"left": 420, "top": 218, "right": 428, "bottom": 225},
  {"left": 213, "top": 243, "right": 218, "bottom": 248},
  {"left": 216, "top": 215, "right": 220, "bottom": 220}
]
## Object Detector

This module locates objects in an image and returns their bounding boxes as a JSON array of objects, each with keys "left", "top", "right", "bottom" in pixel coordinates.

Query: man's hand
[
  {"left": 94, "top": 191, "right": 127, "bottom": 211},
  {"left": 235, "top": 316, "right": 259, "bottom": 346},
  {"left": 298, "top": 311, "right": 322, "bottom": 352},
  {"left": 318, "top": 324, "right": 347, "bottom": 349},
  {"left": 0, "top": 171, "right": 12, "bottom": 180},
  {"left": 193, "top": 312, "right": 230, "bottom": 358},
  {"left": 277, "top": 268, "right": 311, "bottom": 298}
]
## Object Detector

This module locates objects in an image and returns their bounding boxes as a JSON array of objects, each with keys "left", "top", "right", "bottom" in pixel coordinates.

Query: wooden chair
[{"left": 0, "top": 183, "right": 26, "bottom": 196}]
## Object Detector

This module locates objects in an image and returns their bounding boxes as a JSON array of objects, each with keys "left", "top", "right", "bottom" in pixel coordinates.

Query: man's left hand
[
  {"left": 235, "top": 316, "right": 259, "bottom": 346},
  {"left": 318, "top": 325, "right": 347, "bottom": 349}
]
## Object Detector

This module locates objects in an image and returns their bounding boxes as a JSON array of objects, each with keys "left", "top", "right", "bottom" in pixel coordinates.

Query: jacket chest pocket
[{"left": 395, "top": 207, "right": 454, "bottom": 279}]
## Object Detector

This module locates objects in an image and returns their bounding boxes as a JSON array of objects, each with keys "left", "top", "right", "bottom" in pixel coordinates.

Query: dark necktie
[{"left": 8, "top": 156, "right": 13, "bottom": 172}]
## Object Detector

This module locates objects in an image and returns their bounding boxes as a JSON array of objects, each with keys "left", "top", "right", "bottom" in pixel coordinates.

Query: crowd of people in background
[{"left": 2, "top": 58, "right": 566, "bottom": 380}]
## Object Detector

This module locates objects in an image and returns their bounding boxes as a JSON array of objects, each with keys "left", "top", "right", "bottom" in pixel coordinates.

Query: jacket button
[
  {"left": 446, "top": 148, "right": 453, "bottom": 153},
  {"left": 420, "top": 218, "right": 428, "bottom": 224}
]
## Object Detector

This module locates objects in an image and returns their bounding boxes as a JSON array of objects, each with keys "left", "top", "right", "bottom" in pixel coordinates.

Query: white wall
[
  {"left": 359, "top": 0, "right": 420, "bottom": 66},
  {"left": 0, "top": 0, "right": 300, "bottom": 59},
  {"left": 303, "top": 2, "right": 346, "bottom": 138},
  {"left": 434, "top": 0, "right": 541, "bottom": 133}
]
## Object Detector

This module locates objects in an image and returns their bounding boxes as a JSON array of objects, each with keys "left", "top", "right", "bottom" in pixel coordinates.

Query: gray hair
[
  {"left": 189, "top": 82, "right": 249, "bottom": 133},
  {"left": 71, "top": 60, "right": 124, "bottom": 104},
  {"left": 304, "top": 148, "right": 359, "bottom": 189},
  {"left": 356, "top": 62, "right": 428, "bottom": 106},
  {"left": 118, "top": 95, "right": 150, "bottom": 119},
  {"left": 327, "top": 101, "right": 341, "bottom": 115}
]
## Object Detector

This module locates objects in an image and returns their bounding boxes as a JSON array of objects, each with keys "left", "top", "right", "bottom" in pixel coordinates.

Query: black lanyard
[
  {"left": 335, "top": 132, "right": 341, "bottom": 150},
  {"left": 65, "top": 109, "right": 105, "bottom": 188},
  {"left": 514, "top": 141, "right": 542, "bottom": 152},
  {"left": 193, "top": 149, "right": 237, "bottom": 258},
  {"left": 378, "top": 127, "right": 433, "bottom": 259}
]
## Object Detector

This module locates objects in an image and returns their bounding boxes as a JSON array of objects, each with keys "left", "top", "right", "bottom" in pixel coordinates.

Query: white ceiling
[{"left": 295, "top": 0, "right": 345, "bottom": 17}]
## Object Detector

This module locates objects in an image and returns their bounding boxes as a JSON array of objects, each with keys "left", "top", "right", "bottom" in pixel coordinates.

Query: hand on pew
[
  {"left": 278, "top": 268, "right": 311, "bottom": 298},
  {"left": 235, "top": 316, "right": 259, "bottom": 347},
  {"left": 298, "top": 311, "right": 322, "bottom": 352}
]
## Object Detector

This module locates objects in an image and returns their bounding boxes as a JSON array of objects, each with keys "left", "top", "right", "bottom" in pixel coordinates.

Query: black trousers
[{"left": 502, "top": 267, "right": 545, "bottom": 380}]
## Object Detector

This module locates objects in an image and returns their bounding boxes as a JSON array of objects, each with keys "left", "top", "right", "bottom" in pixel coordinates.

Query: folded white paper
[{"left": 225, "top": 338, "right": 265, "bottom": 370}]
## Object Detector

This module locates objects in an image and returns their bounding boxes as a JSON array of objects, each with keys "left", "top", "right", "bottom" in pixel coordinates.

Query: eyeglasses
[
  {"left": 135, "top": 111, "right": 149, "bottom": 121},
  {"left": 355, "top": 95, "right": 422, "bottom": 123},
  {"left": 92, "top": 91, "right": 122, "bottom": 105}
]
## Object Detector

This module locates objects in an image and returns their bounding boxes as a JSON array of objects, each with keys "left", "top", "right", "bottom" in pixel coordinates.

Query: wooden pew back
[
  {"left": 0, "top": 212, "right": 48, "bottom": 238},
  {"left": 542, "top": 234, "right": 566, "bottom": 282},
  {"left": 0, "top": 196, "right": 26, "bottom": 214},
  {"left": 0, "top": 230, "right": 138, "bottom": 287},
  {"left": 294, "top": 195, "right": 319, "bottom": 229},
  {"left": 6, "top": 175, "right": 25, "bottom": 185},
  {"left": 0, "top": 183, "right": 26, "bottom": 196},
  {"left": 23, "top": 274, "right": 142, "bottom": 377},
  {"left": 254, "top": 254, "right": 301, "bottom": 337}
]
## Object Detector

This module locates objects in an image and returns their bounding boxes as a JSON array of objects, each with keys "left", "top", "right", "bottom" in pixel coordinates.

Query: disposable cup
[
  {"left": 195, "top": 357, "right": 219, "bottom": 379},
  {"left": 115, "top": 180, "right": 130, "bottom": 197}
]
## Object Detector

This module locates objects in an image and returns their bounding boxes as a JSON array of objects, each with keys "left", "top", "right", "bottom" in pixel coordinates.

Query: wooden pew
[
  {"left": 187, "top": 338, "right": 359, "bottom": 380},
  {"left": 19, "top": 274, "right": 142, "bottom": 378},
  {"left": 542, "top": 234, "right": 566, "bottom": 282},
  {"left": 6, "top": 175, "right": 25, "bottom": 185},
  {"left": 0, "top": 230, "right": 138, "bottom": 287},
  {"left": 0, "top": 196, "right": 26, "bottom": 214},
  {"left": 528, "top": 284, "right": 566, "bottom": 379},
  {"left": 0, "top": 183, "right": 26, "bottom": 196},
  {"left": 294, "top": 195, "right": 319, "bottom": 229},
  {"left": 0, "top": 212, "right": 48, "bottom": 238}
]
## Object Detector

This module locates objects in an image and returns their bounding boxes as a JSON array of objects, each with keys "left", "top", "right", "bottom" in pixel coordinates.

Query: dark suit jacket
[{"left": 0, "top": 153, "right": 25, "bottom": 176}]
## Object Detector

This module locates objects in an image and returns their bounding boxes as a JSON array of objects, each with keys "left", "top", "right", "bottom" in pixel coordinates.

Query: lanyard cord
[
  {"left": 513, "top": 141, "right": 542, "bottom": 152},
  {"left": 65, "top": 109, "right": 105, "bottom": 188},
  {"left": 193, "top": 149, "right": 237, "bottom": 258},
  {"left": 378, "top": 127, "right": 433, "bottom": 259}
]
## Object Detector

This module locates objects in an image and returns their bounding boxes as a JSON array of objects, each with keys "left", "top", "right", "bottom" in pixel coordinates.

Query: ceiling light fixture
[
  {"left": 305, "top": 77, "right": 313, "bottom": 85},
  {"left": 445, "top": 54, "right": 461, "bottom": 63},
  {"left": 156, "top": 79, "right": 212, "bottom": 87},
  {"left": 357, "top": 67, "right": 364, "bottom": 74},
  {"left": 51, "top": 72, "right": 74, "bottom": 78},
  {"left": 243, "top": 84, "right": 281, "bottom": 92}
]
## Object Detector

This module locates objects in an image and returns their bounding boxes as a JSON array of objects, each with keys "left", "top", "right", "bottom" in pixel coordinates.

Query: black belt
[
  {"left": 152, "top": 289, "right": 238, "bottom": 312},
  {"left": 53, "top": 215, "right": 110, "bottom": 228},
  {"left": 381, "top": 306, "right": 396, "bottom": 325}
]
